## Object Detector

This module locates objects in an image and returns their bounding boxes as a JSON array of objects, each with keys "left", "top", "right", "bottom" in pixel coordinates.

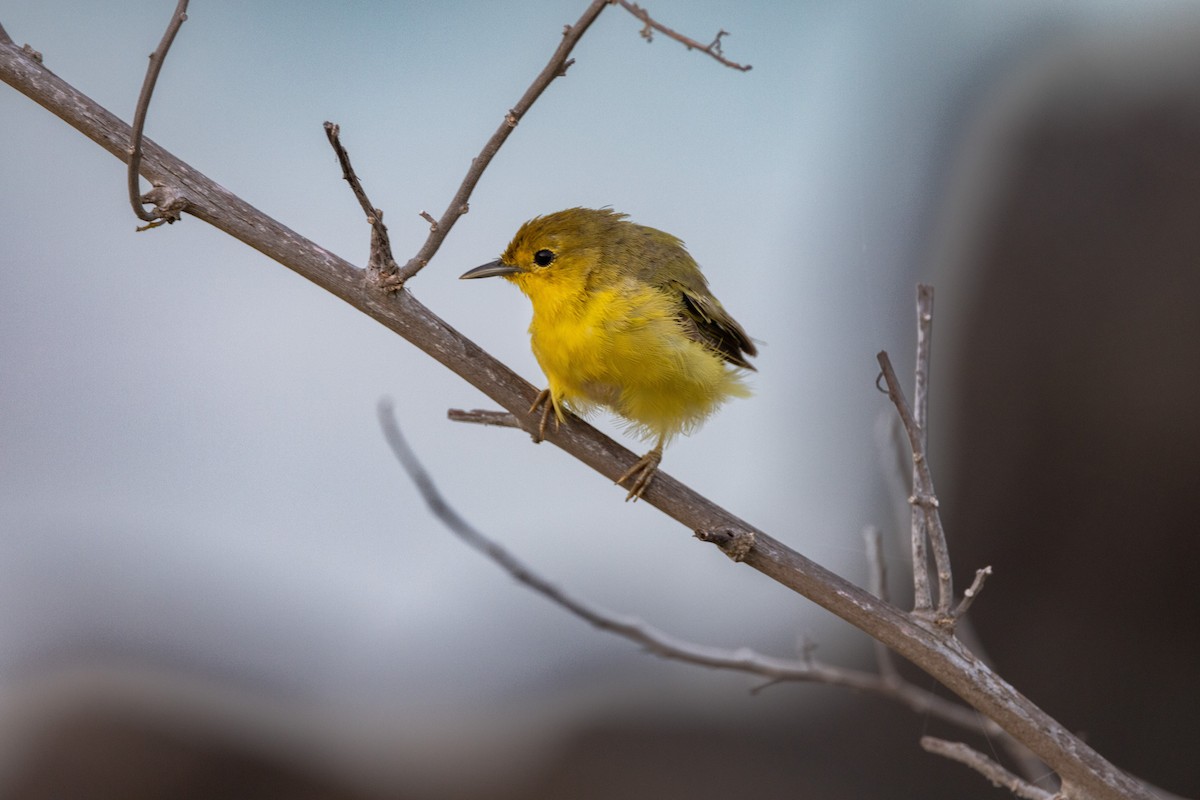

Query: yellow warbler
[{"left": 461, "top": 208, "right": 756, "bottom": 500}]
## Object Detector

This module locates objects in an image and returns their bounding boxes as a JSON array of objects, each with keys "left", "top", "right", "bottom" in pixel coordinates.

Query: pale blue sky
[{"left": 3, "top": 0, "right": 1197, "bottom": 792}]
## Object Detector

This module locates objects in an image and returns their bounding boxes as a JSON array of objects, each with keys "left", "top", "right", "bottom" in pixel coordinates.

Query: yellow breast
[{"left": 523, "top": 277, "right": 748, "bottom": 443}]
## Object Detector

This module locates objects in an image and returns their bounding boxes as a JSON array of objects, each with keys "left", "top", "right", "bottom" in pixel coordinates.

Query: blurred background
[{"left": 2, "top": 1, "right": 1198, "bottom": 797}]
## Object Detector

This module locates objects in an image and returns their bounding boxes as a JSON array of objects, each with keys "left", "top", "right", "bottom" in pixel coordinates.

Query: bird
[{"left": 461, "top": 207, "right": 756, "bottom": 500}]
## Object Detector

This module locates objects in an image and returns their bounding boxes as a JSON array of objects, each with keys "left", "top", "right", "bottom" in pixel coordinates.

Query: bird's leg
[
  {"left": 617, "top": 439, "right": 664, "bottom": 502},
  {"left": 528, "top": 388, "right": 556, "bottom": 443}
]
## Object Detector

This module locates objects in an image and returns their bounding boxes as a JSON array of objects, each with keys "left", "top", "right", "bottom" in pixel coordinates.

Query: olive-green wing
[
  {"left": 673, "top": 281, "right": 757, "bottom": 370},
  {"left": 618, "top": 223, "right": 757, "bottom": 369}
]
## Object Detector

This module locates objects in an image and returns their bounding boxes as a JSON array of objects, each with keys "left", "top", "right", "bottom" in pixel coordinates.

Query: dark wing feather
[
  {"left": 676, "top": 283, "right": 757, "bottom": 370},
  {"left": 614, "top": 221, "right": 757, "bottom": 370}
]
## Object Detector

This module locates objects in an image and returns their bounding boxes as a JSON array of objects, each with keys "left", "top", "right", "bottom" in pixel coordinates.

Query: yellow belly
[{"left": 528, "top": 284, "right": 749, "bottom": 443}]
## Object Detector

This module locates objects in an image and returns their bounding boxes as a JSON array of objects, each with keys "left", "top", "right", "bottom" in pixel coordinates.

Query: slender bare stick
[
  {"left": 127, "top": 0, "right": 189, "bottom": 228},
  {"left": 388, "top": 0, "right": 752, "bottom": 285},
  {"left": 921, "top": 737, "right": 1058, "bottom": 800},
  {"left": 385, "top": 400, "right": 1005, "bottom": 734},
  {"left": 323, "top": 122, "right": 396, "bottom": 277},
  {"left": 863, "top": 526, "right": 901, "bottom": 684},
  {"left": 391, "top": 0, "right": 610, "bottom": 285},
  {"left": 912, "top": 285, "right": 954, "bottom": 616},
  {"left": 909, "top": 305, "right": 932, "bottom": 612},
  {"left": 616, "top": 1, "right": 752, "bottom": 71},
  {"left": 384, "top": 398, "right": 859, "bottom": 681},
  {"left": 951, "top": 565, "right": 992, "bottom": 620}
]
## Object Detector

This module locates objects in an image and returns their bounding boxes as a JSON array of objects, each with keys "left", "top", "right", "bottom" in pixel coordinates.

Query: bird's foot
[
  {"left": 617, "top": 447, "right": 662, "bottom": 502},
  {"left": 528, "top": 389, "right": 557, "bottom": 443}
]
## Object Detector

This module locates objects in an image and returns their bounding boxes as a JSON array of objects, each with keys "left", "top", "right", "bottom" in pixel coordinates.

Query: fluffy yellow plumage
[{"left": 461, "top": 207, "right": 756, "bottom": 500}]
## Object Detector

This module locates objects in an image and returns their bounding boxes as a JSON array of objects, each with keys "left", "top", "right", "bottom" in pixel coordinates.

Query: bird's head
[{"left": 460, "top": 208, "right": 628, "bottom": 299}]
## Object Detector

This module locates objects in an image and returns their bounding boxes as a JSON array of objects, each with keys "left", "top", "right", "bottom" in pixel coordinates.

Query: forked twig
[
  {"left": 876, "top": 348, "right": 954, "bottom": 626},
  {"left": 616, "top": 0, "right": 752, "bottom": 71},
  {"left": 323, "top": 122, "right": 397, "bottom": 279}
]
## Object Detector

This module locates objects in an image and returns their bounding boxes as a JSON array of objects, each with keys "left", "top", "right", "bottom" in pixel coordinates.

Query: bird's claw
[
  {"left": 528, "top": 388, "right": 557, "bottom": 443},
  {"left": 617, "top": 448, "right": 662, "bottom": 502}
]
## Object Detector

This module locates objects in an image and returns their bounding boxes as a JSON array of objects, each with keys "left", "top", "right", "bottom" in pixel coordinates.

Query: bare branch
[
  {"left": 0, "top": 22, "right": 12, "bottom": 46},
  {"left": 911, "top": 284, "right": 955, "bottom": 616},
  {"left": 874, "top": 411, "right": 920, "bottom": 563},
  {"left": 921, "top": 737, "right": 1059, "bottom": 800},
  {"left": 908, "top": 294, "right": 933, "bottom": 613},
  {"left": 392, "top": 0, "right": 610, "bottom": 285},
  {"left": 127, "top": 0, "right": 190, "bottom": 228},
  {"left": 876, "top": 349, "right": 955, "bottom": 627},
  {"left": 323, "top": 122, "right": 397, "bottom": 281},
  {"left": 863, "top": 526, "right": 901, "bottom": 684},
  {"left": 383, "top": 398, "right": 848, "bottom": 681},
  {"left": 384, "top": 401, "right": 1011, "bottom": 736},
  {"left": 616, "top": 1, "right": 752, "bottom": 71}
]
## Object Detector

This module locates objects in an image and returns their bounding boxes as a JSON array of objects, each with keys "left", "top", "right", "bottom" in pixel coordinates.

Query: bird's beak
[{"left": 460, "top": 259, "right": 522, "bottom": 279}]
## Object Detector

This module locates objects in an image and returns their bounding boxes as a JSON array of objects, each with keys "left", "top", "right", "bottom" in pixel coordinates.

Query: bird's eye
[{"left": 533, "top": 249, "right": 556, "bottom": 267}]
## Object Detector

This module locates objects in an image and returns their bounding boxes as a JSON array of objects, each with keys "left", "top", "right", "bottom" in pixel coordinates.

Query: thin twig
[
  {"left": 616, "top": 1, "right": 752, "bottom": 71},
  {"left": 912, "top": 285, "right": 953, "bottom": 615},
  {"left": 863, "top": 526, "right": 901, "bottom": 684},
  {"left": 875, "top": 412, "right": 914, "bottom": 551},
  {"left": 908, "top": 294, "right": 933, "bottom": 614},
  {"left": 384, "top": 398, "right": 855, "bottom": 680},
  {"left": 127, "top": 0, "right": 189, "bottom": 228},
  {"left": 323, "top": 122, "right": 397, "bottom": 279},
  {"left": 0, "top": 22, "right": 12, "bottom": 46},
  {"left": 952, "top": 566, "right": 993, "bottom": 620},
  {"left": 447, "top": 408, "right": 523, "bottom": 429},
  {"left": 382, "top": 399, "right": 1008, "bottom": 735},
  {"left": 391, "top": 0, "right": 610, "bottom": 285},
  {"left": 921, "top": 737, "right": 1058, "bottom": 800}
]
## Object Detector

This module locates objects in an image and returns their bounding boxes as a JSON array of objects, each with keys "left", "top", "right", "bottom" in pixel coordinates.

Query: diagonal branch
[
  {"left": 382, "top": 400, "right": 1010, "bottom": 738},
  {"left": 384, "top": 398, "right": 862, "bottom": 682},
  {"left": 391, "top": 0, "right": 610, "bottom": 285}
]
